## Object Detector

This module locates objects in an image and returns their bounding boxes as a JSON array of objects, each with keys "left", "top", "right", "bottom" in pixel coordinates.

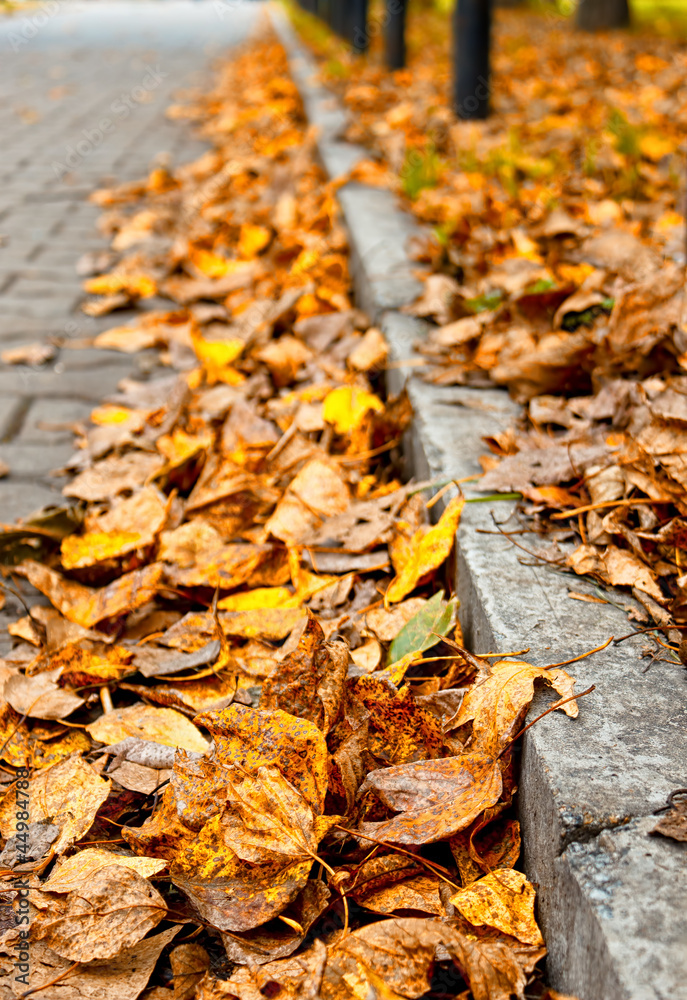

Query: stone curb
[{"left": 272, "top": 10, "right": 687, "bottom": 1000}]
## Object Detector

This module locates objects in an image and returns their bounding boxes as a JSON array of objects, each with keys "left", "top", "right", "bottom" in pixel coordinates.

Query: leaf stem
[{"left": 496, "top": 684, "right": 596, "bottom": 760}]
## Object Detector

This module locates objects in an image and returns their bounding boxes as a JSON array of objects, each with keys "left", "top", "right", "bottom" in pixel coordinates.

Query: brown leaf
[
  {"left": 220, "top": 880, "right": 330, "bottom": 966},
  {"left": 342, "top": 853, "right": 445, "bottom": 916},
  {"left": 17, "top": 560, "right": 164, "bottom": 628},
  {"left": 63, "top": 452, "right": 165, "bottom": 502},
  {"left": 33, "top": 865, "right": 167, "bottom": 962},
  {"left": 354, "top": 675, "right": 444, "bottom": 765},
  {"left": 651, "top": 792, "right": 687, "bottom": 842},
  {"left": 261, "top": 615, "right": 348, "bottom": 734},
  {"left": 3, "top": 668, "right": 84, "bottom": 720},
  {"left": 0, "top": 756, "right": 110, "bottom": 854},
  {"left": 1, "top": 342, "right": 57, "bottom": 366},
  {"left": 323, "top": 917, "right": 530, "bottom": 1000},
  {"left": 358, "top": 753, "right": 503, "bottom": 845},
  {"left": 449, "top": 658, "right": 578, "bottom": 756},
  {"left": 208, "top": 938, "right": 328, "bottom": 999},
  {"left": 0, "top": 926, "right": 179, "bottom": 1000}
]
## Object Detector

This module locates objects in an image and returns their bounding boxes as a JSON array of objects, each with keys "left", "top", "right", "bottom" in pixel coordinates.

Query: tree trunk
[{"left": 576, "top": 0, "right": 630, "bottom": 31}]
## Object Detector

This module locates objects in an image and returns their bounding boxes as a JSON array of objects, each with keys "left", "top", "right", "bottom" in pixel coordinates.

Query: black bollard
[
  {"left": 385, "top": 0, "right": 408, "bottom": 69},
  {"left": 331, "top": 0, "right": 346, "bottom": 39},
  {"left": 350, "top": 0, "right": 369, "bottom": 53},
  {"left": 453, "top": 0, "right": 492, "bottom": 120}
]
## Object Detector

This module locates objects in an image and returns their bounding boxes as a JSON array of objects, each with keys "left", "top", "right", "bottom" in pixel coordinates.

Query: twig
[
  {"left": 550, "top": 497, "right": 670, "bottom": 520},
  {"left": 335, "top": 825, "right": 460, "bottom": 890},
  {"left": 489, "top": 512, "right": 566, "bottom": 565},
  {"left": 544, "top": 636, "right": 612, "bottom": 669},
  {"left": 496, "top": 685, "right": 596, "bottom": 760},
  {"left": 18, "top": 963, "right": 79, "bottom": 998}
]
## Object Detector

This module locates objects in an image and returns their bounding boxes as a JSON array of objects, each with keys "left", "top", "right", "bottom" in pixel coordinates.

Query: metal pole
[
  {"left": 385, "top": 0, "right": 407, "bottom": 69},
  {"left": 351, "top": 0, "right": 369, "bottom": 54},
  {"left": 453, "top": 0, "right": 492, "bottom": 120},
  {"left": 330, "top": 0, "right": 343, "bottom": 38}
]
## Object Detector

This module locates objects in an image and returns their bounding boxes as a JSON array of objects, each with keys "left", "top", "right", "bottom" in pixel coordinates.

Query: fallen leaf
[
  {"left": 323, "top": 386, "right": 384, "bottom": 434},
  {"left": 1, "top": 342, "right": 56, "bottom": 366},
  {"left": 451, "top": 869, "right": 544, "bottom": 946},
  {"left": 86, "top": 704, "right": 209, "bottom": 754},
  {"left": 0, "top": 756, "right": 110, "bottom": 854},
  {"left": 386, "top": 496, "right": 464, "bottom": 604},
  {"left": 3, "top": 667, "right": 84, "bottom": 720},
  {"left": 0, "top": 926, "right": 179, "bottom": 1000},
  {"left": 358, "top": 752, "right": 503, "bottom": 845},
  {"left": 17, "top": 560, "right": 164, "bottom": 628},
  {"left": 42, "top": 847, "right": 167, "bottom": 892},
  {"left": 260, "top": 615, "right": 348, "bottom": 734},
  {"left": 33, "top": 865, "right": 167, "bottom": 961},
  {"left": 651, "top": 792, "right": 687, "bottom": 842},
  {"left": 449, "top": 658, "right": 578, "bottom": 756}
]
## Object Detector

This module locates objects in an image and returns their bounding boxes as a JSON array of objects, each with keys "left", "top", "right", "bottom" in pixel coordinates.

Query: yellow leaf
[
  {"left": 61, "top": 530, "right": 145, "bottom": 569},
  {"left": 90, "top": 405, "right": 136, "bottom": 425},
  {"left": 157, "top": 427, "right": 213, "bottom": 467},
  {"left": 191, "top": 330, "right": 245, "bottom": 385},
  {"left": 18, "top": 560, "right": 164, "bottom": 628},
  {"left": 638, "top": 133, "right": 675, "bottom": 163},
  {"left": 238, "top": 224, "right": 271, "bottom": 259},
  {"left": 386, "top": 496, "right": 464, "bottom": 604},
  {"left": 218, "top": 586, "right": 299, "bottom": 611},
  {"left": 453, "top": 659, "right": 578, "bottom": 757},
  {"left": 323, "top": 386, "right": 384, "bottom": 434},
  {"left": 42, "top": 848, "right": 167, "bottom": 893},
  {"left": 86, "top": 704, "right": 209, "bottom": 754},
  {"left": 0, "top": 756, "right": 110, "bottom": 854},
  {"left": 450, "top": 868, "right": 544, "bottom": 946},
  {"left": 84, "top": 272, "right": 157, "bottom": 298},
  {"left": 188, "top": 248, "right": 245, "bottom": 278}
]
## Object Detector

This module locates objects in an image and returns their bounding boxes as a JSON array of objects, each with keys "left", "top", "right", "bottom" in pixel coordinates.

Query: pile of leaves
[
  {"left": 293, "top": 3, "right": 687, "bottom": 634},
  {"left": 0, "top": 28, "right": 584, "bottom": 1000}
]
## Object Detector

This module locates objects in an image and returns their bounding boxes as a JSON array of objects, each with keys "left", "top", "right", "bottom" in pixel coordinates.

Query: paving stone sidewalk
[{"left": 0, "top": 0, "right": 260, "bottom": 645}]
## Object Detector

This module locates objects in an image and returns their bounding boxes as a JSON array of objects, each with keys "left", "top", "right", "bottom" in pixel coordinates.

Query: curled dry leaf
[
  {"left": 260, "top": 615, "right": 348, "bottom": 734},
  {"left": 145, "top": 943, "right": 212, "bottom": 1000},
  {"left": 341, "top": 853, "right": 445, "bottom": 917},
  {"left": 651, "top": 792, "right": 687, "bottom": 843},
  {"left": 322, "top": 917, "right": 533, "bottom": 1000},
  {"left": 450, "top": 659, "right": 578, "bottom": 756},
  {"left": 16, "top": 560, "right": 164, "bottom": 628},
  {"left": 1, "top": 342, "right": 57, "bottom": 366},
  {"left": 220, "top": 880, "right": 330, "bottom": 967},
  {"left": 98, "top": 736, "right": 177, "bottom": 770}
]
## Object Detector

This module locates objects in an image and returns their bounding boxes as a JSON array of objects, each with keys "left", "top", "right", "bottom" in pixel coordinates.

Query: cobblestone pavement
[
  {"left": 0, "top": 0, "right": 260, "bottom": 646},
  {"left": 0, "top": 0, "right": 259, "bottom": 517}
]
